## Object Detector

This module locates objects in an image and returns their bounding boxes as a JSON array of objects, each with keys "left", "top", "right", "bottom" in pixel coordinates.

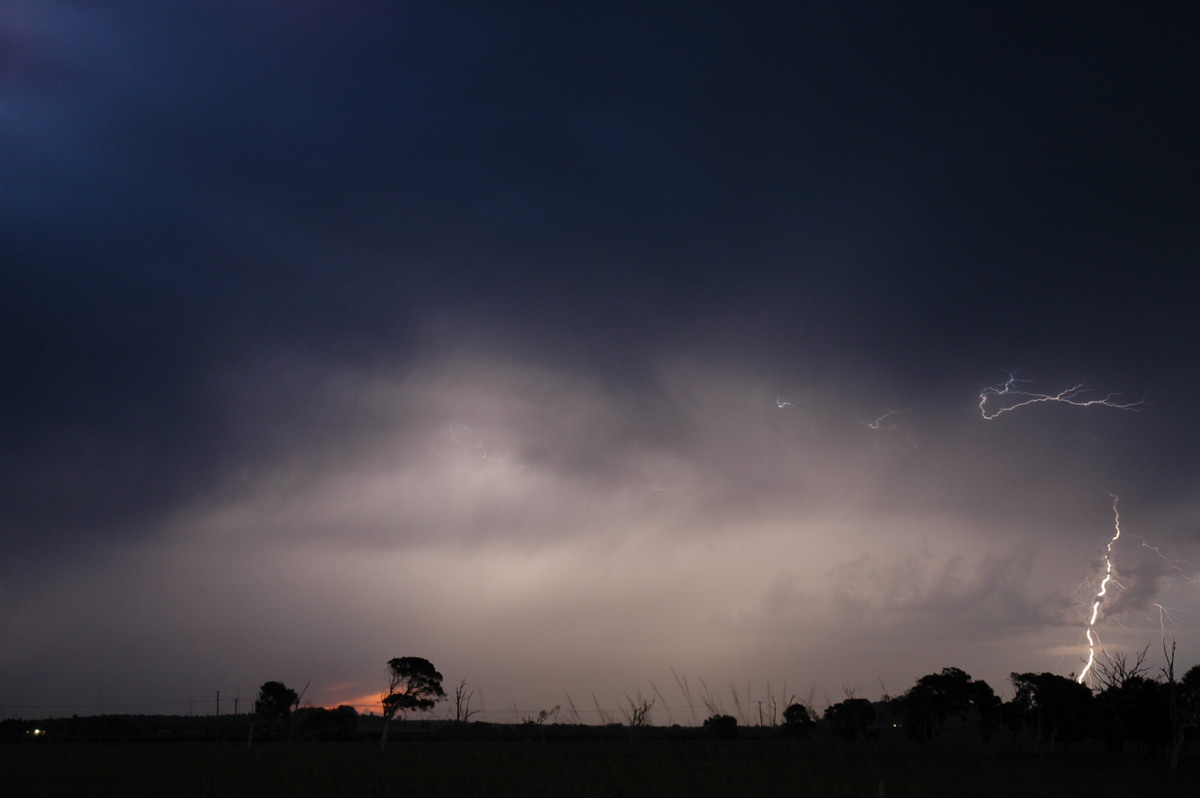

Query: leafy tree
[
  {"left": 782, "top": 702, "right": 816, "bottom": 738},
  {"left": 255, "top": 681, "right": 299, "bottom": 720},
  {"left": 1006, "top": 672, "right": 1094, "bottom": 750},
  {"left": 896, "top": 667, "right": 1000, "bottom": 741},
  {"left": 247, "top": 681, "right": 299, "bottom": 748},
  {"left": 823, "top": 697, "right": 875, "bottom": 741},
  {"left": 1179, "top": 664, "right": 1200, "bottom": 730},
  {"left": 380, "top": 656, "right": 445, "bottom": 751},
  {"left": 972, "top": 678, "right": 1002, "bottom": 739}
]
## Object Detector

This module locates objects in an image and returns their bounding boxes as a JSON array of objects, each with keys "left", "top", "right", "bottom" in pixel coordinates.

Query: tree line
[
  {"left": 764, "top": 646, "right": 1200, "bottom": 768},
  {"left": 241, "top": 646, "right": 1200, "bottom": 765}
]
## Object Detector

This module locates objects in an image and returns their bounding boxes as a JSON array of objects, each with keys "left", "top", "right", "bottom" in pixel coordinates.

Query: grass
[{"left": 5, "top": 736, "right": 1200, "bottom": 797}]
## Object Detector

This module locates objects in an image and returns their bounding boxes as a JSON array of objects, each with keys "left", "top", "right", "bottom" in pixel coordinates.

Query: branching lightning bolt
[
  {"left": 978, "top": 373, "right": 1147, "bottom": 420},
  {"left": 974, "top": 372, "right": 1175, "bottom": 683},
  {"left": 1132, "top": 536, "right": 1199, "bottom": 585},
  {"left": 1078, "top": 495, "right": 1123, "bottom": 685},
  {"left": 1152, "top": 602, "right": 1182, "bottom": 641}
]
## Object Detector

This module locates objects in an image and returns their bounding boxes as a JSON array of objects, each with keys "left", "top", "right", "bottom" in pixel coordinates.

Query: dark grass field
[{"left": 5, "top": 738, "right": 1199, "bottom": 798}]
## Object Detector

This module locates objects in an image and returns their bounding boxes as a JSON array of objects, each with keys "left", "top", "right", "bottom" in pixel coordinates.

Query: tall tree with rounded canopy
[
  {"left": 896, "top": 666, "right": 1000, "bottom": 741},
  {"left": 1006, "top": 672, "right": 1094, "bottom": 750},
  {"left": 248, "top": 680, "right": 299, "bottom": 749},
  {"left": 380, "top": 656, "right": 445, "bottom": 751}
]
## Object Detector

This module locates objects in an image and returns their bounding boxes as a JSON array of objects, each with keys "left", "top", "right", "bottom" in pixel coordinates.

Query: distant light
[{"left": 29, "top": 728, "right": 45, "bottom": 736}]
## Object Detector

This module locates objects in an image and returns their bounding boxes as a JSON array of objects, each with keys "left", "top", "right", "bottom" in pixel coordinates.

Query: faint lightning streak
[
  {"left": 1078, "top": 495, "right": 1123, "bottom": 685},
  {"left": 449, "top": 426, "right": 505, "bottom": 462},
  {"left": 859, "top": 408, "right": 918, "bottom": 452},
  {"left": 1132, "top": 536, "right": 1199, "bottom": 585},
  {"left": 862, "top": 409, "right": 906, "bottom": 431},
  {"left": 1152, "top": 603, "right": 1182, "bottom": 639},
  {"left": 978, "top": 373, "right": 1146, "bottom": 420}
]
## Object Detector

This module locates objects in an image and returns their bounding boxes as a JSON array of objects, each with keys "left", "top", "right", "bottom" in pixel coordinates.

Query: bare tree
[
  {"left": 452, "top": 679, "right": 480, "bottom": 724},
  {"left": 1162, "top": 639, "right": 1185, "bottom": 769},
  {"left": 622, "top": 694, "right": 655, "bottom": 728},
  {"left": 520, "top": 704, "right": 559, "bottom": 725},
  {"left": 1091, "top": 644, "right": 1152, "bottom": 692}
]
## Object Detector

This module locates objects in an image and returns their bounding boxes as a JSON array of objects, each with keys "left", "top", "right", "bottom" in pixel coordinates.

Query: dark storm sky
[{"left": 3, "top": 2, "right": 1198, "bottom": 719}]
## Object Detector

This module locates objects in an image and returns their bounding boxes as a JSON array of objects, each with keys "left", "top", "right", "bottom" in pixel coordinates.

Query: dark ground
[{"left": 5, "top": 736, "right": 1199, "bottom": 798}]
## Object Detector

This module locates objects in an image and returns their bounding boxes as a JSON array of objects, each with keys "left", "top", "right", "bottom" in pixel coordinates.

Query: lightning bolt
[
  {"left": 974, "top": 373, "right": 1174, "bottom": 683},
  {"left": 863, "top": 409, "right": 906, "bottom": 431},
  {"left": 1152, "top": 602, "right": 1182, "bottom": 639},
  {"left": 1078, "top": 495, "right": 1123, "bottom": 685},
  {"left": 775, "top": 397, "right": 803, "bottom": 415},
  {"left": 978, "top": 373, "right": 1146, "bottom": 420},
  {"left": 1132, "top": 536, "right": 1199, "bottom": 585}
]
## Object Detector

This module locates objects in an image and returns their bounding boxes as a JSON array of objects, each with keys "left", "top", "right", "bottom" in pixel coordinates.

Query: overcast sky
[{"left": 3, "top": 2, "right": 1199, "bottom": 722}]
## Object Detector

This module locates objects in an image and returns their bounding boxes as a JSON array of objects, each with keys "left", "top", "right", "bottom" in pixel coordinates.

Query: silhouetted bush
[{"left": 702, "top": 714, "right": 738, "bottom": 739}]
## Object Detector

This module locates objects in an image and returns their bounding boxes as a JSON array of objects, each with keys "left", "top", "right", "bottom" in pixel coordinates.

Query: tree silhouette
[
  {"left": 293, "top": 705, "right": 359, "bottom": 741},
  {"left": 971, "top": 678, "right": 1002, "bottom": 739},
  {"left": 452, "top": 679, "right": 480, "bottom": 725},
  {"left": 823, "top": 697, "right": 875, "bottom": 741},
  {"left": 380, "top": 656, "right": 445, "bottom": 751},
  {"left": 1006, "top": 672, "right": 1094, "bottom": 750},
  {"left": 782, "top": 702, "right": 816, "bottom": 738},
  {"left": 703, "top": 713, "right": 738, "bottom": 739},
  {"left": 896, "top": 667, "right": 999, "bottom": 741},
  {"left": 1096, "top": 674, "right": 1167, "bottom": 756},
  {"left": 248, "top": 681, "right": 299, "bottom": 749},
  {"left": 1179, "top": 664, "right": 1200, "bottom": 731}
]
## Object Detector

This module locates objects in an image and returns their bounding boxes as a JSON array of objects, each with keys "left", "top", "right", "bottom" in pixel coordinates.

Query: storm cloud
[{"left": 3, "top": 2, "right": 1199, "bottom": 719}]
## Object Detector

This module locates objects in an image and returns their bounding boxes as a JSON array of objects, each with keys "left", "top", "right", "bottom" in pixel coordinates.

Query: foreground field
[{"left": 5, "top": 738, "right": 1199, "bottom": 798}]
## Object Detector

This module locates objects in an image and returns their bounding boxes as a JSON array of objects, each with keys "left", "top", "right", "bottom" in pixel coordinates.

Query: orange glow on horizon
[{"left": 320, "top": 691, "right": 384, "bottom": 714}]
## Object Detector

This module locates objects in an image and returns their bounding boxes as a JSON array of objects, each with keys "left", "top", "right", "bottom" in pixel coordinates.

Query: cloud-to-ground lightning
[
  {"left": 1078, "top": 495, "right": 1124, "bottom": 685},
  {"left": 973, "top": 372, "right": 1176, "bottom": 683},
  {"left": 978, "top": 373, "right": 1147, "bottom": 420}
]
